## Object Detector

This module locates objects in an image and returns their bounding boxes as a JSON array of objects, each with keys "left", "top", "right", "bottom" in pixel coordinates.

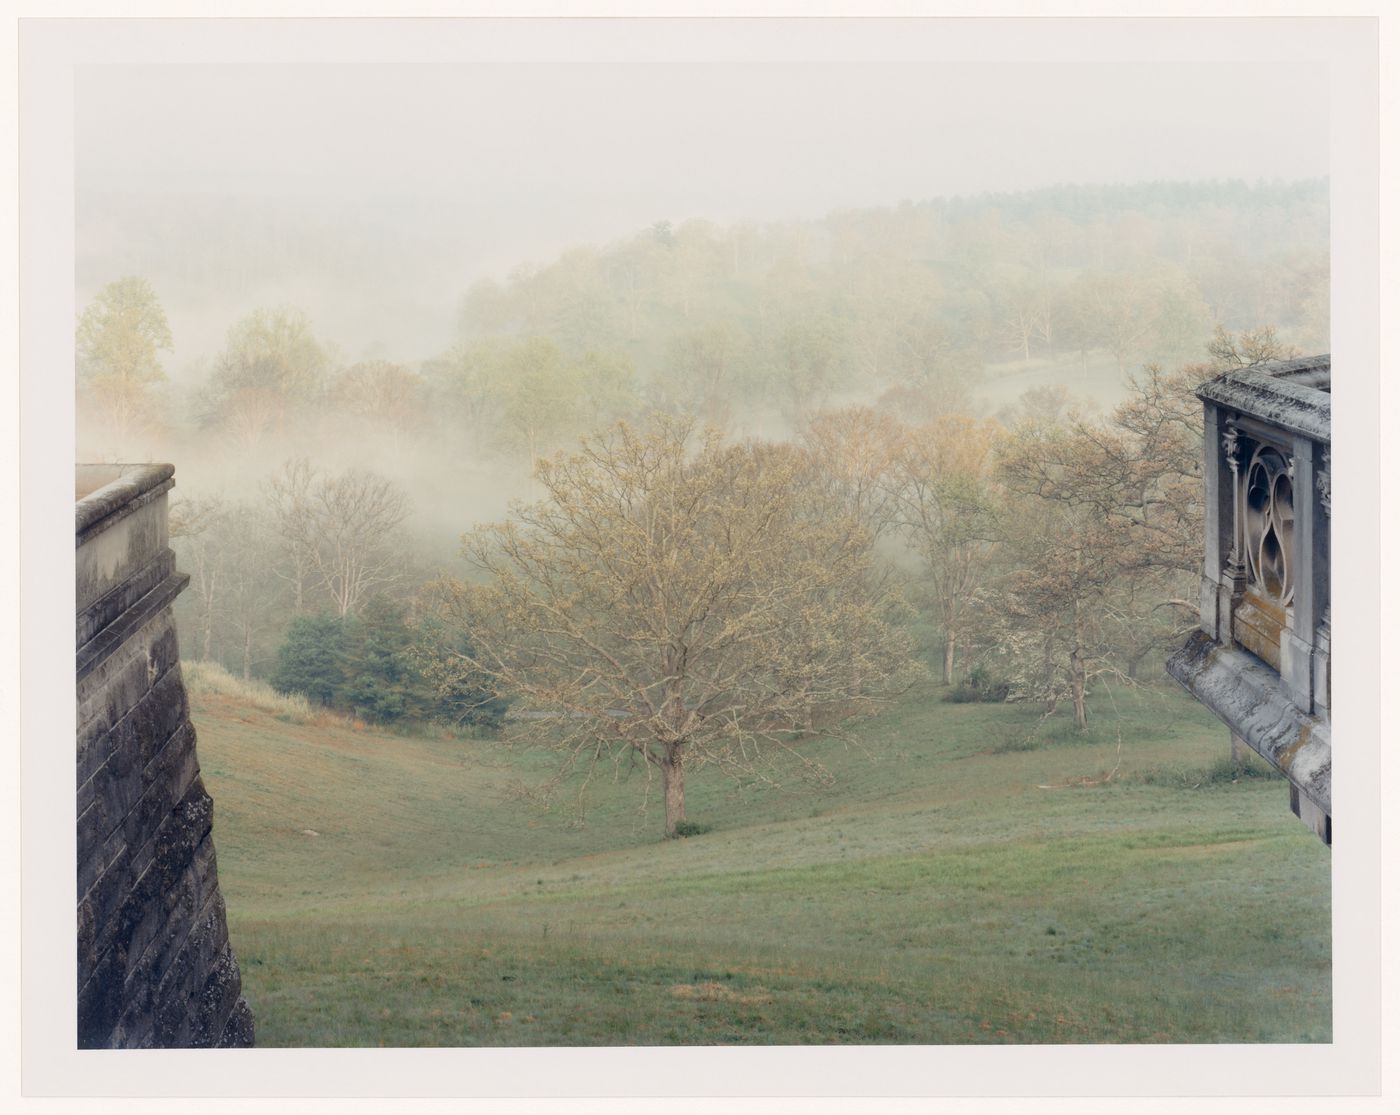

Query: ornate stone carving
[
  {"left": 1316, "top": 448, "right": 1331, "bottom": 516},
  {"left": 1221, "top": 419, "right": 1243, "bottom": 472},
  {"left": 1243, "top": 443, "right": 1294, "bottom": 604}
]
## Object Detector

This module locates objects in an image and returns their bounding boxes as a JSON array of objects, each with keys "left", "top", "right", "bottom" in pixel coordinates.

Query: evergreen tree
[
  {"left": 340, "top": 596, "right": 425, "bottom": 724},
  {"left": 271, "top": 612, "right": 347, "bottom": 705},
  {"left": 413, "top": 613, "right": 509, "bottom": 731}
]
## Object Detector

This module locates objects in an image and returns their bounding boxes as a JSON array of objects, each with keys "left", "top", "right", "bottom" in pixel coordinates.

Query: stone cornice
[{"left": 1196, "top": 357, "right": 1331, "bottom": 445}]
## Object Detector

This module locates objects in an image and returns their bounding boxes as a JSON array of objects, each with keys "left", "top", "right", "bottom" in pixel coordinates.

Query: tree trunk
[
  {"left": 1070, "top": 652, "right": 1088, "bottom": 731},
  {"left": 661, "top": 746, "right": 686, "bottom": 838},
  {"left": 942, "top": 629, "right": 956, "bottom": 686},
  {"left": 1125, "top": 643, "right": 1153, "bottom": 681},
  {"left": 201, "top": 567, "right": 217, "bottom": 659}
]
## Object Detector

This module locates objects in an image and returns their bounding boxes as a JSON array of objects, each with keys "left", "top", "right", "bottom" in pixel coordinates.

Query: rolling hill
[{"left": 188, "top": 669, "right": 1331, "bottom": 1046}]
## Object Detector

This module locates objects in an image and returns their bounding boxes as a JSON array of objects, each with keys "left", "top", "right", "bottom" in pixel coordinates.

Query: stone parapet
[{"left": 75, "top": 463, "right": 253, "bottom": 1048}]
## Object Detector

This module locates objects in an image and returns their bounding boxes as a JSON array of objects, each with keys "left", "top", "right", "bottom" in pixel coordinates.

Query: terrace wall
[{"left": 76, "top": 464, "right": 254, "bottom": 1048}]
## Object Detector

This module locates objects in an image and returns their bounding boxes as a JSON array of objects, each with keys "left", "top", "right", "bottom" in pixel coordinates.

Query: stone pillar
[
  {"left": 1312, "top": 450, "right": 1331, "bottom": 715},
  {"left": 1206, "top": 415, "right": 1249, "bottom": 646},
  {"left": 1199, "top": 403, "right": 1240, "bottom": 641},
  {"left": 1279, "top": 436, "right": 1328, "bottom": 715}
]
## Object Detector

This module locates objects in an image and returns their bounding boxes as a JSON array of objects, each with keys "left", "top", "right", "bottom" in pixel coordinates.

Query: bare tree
[
  {"left": 659, "top": 323, "right": 741, "bottom": 429},
  {"left": 219, "top": 504, "right": 283, "bottom": 679},
  {"left": 426, "top": 416, "right": 920, "bottom": 838},
  {"left": 992, "top": 396, "right": 1190, "bottom": 728},
  {"left": 169, "top": 495, "right": 226, "bottom": 661},
  {"left": 308, "top": 469, "right": 411, "bottom": 617},
  {"left": 265, "top": 460, "right": 411, "bottom": 617},
  {"left": 1204, "top": 323, "right": 1299, "bottom": 370},
  {"left": 887, "top": 415, "right": 1002, "bottom": 685},
  {"left": 170, "top": 495, "right": 284, "bottom": 677},
  {"left": 766, "top": 309, "right": 844, "bottom": 423},
  {"left": 988, "top": 485, "right": 1130, "bottom": 730},
  {"left": 265, "top": 458, "right": 319, "bottom": 614},
  {"left": 1063, "top": 274, "right": 1159, "bottom": 374}
]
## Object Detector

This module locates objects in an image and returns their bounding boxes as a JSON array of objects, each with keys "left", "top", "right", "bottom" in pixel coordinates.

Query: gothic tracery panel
[{"left": 1243, "top": 443, "right": 1294, "bottom": 604}]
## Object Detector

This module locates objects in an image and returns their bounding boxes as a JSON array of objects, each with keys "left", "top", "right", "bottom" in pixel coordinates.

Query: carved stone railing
[{"left": 1168, "top": 356, "right": 1331, "bottom": 844}]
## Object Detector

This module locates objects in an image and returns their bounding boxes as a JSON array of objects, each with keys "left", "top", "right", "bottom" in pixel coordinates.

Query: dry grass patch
[
  {"left": 184, "top": 659, "right": 347, "bottom": 727},
  {"left": 671, "top": 982, "right": 774, "bottom": 1006}
]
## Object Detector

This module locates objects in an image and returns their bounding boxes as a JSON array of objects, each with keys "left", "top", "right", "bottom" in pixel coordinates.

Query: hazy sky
[{"left": 76, "top": 61, "right": 1329, "bottom": 365}]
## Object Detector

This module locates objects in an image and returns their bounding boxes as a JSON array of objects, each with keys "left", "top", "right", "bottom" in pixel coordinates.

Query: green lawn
[{"left": 190, "top": 675, "right": 1331, "bottom": 1046}]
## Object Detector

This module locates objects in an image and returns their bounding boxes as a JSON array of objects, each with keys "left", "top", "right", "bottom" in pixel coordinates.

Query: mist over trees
[
  {"left": 78, "top": 178, "right": 1328, "bottom": 818},
  {"left": 76, "top": 276, "right": 173, "bottom": 442}
]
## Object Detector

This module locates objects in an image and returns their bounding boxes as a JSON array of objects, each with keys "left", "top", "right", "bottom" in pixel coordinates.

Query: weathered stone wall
[
  {"left": 76, "top": 464, "right": 254, "bottom": 1048},
  {"left": 1168, "top": 357, "right": 1331, "bottom": 845}
]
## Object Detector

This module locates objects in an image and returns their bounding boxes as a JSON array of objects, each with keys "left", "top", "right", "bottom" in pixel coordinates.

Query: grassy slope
[{"left": 190, "top": 676, "right": 1330, "bottom": 1047}]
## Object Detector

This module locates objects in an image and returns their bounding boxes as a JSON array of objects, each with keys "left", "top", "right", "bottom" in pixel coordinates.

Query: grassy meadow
[{"left": 188, "top": 669, "right": 1331, "bottom": 1047}]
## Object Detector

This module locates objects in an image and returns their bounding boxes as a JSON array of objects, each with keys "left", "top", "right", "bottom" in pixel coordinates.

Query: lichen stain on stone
[{"left": 1275, "top": 722, "right": 1311, "bottom": 773}]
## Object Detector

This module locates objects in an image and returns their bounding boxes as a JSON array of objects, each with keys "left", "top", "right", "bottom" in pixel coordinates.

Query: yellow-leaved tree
[
  {"left": 76, "top": 276, "right": 172, "bottom": 442},
  {"left": 426, "top": 415, "right": 921, "bottom": 838}
]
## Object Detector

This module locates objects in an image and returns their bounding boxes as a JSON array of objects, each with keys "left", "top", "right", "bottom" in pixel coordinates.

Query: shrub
[
  {"left": 670, "top": 820, "right": 714, "bottom": 838},
  {"left": 1133, "top": 755, "right": 1283, "bottom": 789},
  {"left": 944, "top": 665, "right": 1012, "bottom": 704},
  {"left": 270, "top": 597, "right": 509, "bottom": 731}
]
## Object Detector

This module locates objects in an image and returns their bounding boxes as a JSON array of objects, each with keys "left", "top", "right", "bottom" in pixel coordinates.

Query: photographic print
[{"left": 21, "top": 12, "right": 1384, "bottom": 1102}]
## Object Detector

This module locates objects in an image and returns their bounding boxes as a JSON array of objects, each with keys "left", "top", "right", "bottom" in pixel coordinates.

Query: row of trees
[
  {"left": 418, "top": 326, "right": 1292, "bottom": 834},
  {"left": 150, "top": 315, "right": 1295, "bottom": 834},
  {"left": 170, "top": 460, "right": 413, "bottom": 680},
  {"left": 77, "top": 181, "right": 1327, "bottom": 470},
  {"left": 162, "top": 319, "right": 1291, "bottom": 736},
  {"left": 75, "top": 182, "right": 1327, "bottom": 837}
]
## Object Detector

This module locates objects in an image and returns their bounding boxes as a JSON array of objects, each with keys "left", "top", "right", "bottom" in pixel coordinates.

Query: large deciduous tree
[
  {"left": 426, "top": 416, "right": 919, "bottom": 838},
  {"left": 304, "top": 468, "right": 411, "bottom": 618},
  {"left": 985, "top": 326, "right": 1301, "bottom": 725},
  {"left": 76, "top": 276, "right": 173, "bottom": 441},
  {"left": 202, "top": 307, "right": 326, "bottom": 446},
  {"left": 766, "top": 309, "right": 844, "bottom": 423},
  {"left": 988, "top": 472, "right": 1128, "bottom": 731},
  {"left": 1063, "top": 274, "right": 1158, "bottom": 374}
]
